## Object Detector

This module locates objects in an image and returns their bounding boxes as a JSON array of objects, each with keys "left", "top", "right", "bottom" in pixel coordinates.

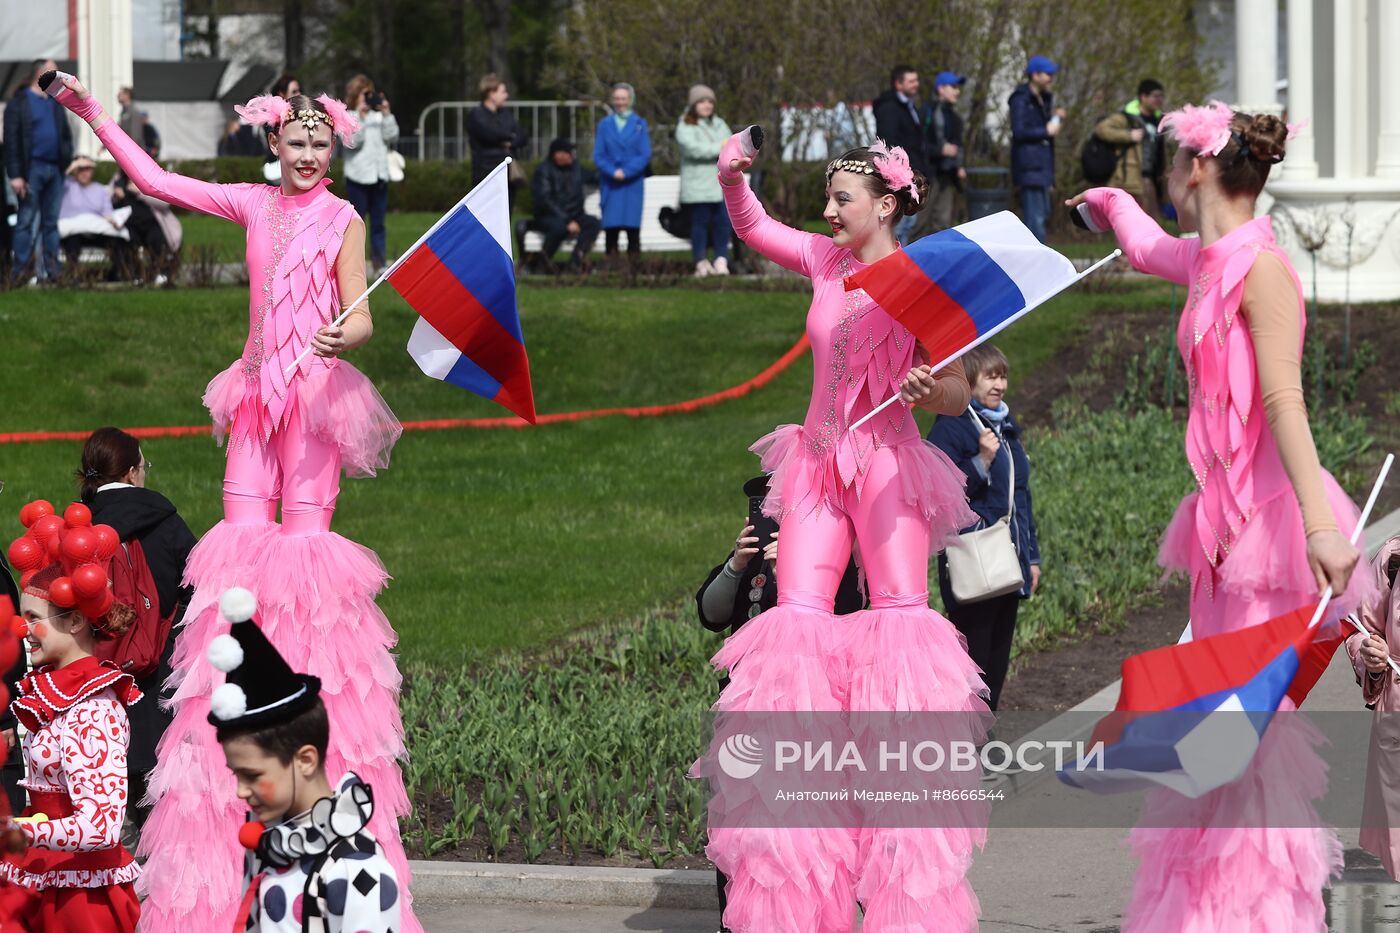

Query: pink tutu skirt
[
  {"left": 203, "top": 358, "right": 402, "bottom": 478},
  {"left": 699, "top": 599, "right": 989, "bottom": 933},
  {"left": 752, "top": 424, "right": 976, "bottom": 548},
  {"left": 136, "top": 521, "right": 420, "bottom": 933},
  {"left": 1159, "top": 474, "right": 1377, "bottom": 635}
]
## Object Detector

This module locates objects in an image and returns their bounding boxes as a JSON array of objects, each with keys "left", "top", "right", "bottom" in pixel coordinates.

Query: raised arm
[
  {"left": 1071, "top": 187, "right": 1192, "bottom": 284},
  {"left": 48, "top": 73, "right": 251, "bottom": 224},
  {"left": 718, "top": 129, "right": 816, "bottom": 276}
]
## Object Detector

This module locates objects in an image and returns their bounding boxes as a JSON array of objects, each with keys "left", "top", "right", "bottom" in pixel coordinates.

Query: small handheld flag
[
  {"left": 284, "top": 158, "right": 536, "bottom": 423},
  {"left": 393, "top": 160, "right": 536, "bottom": 423},
  {"left": 1058, "top": 454, "right": 1392, "bottom": 797},
  {"left": 843, "top": 212, "right": 1116, "bottom": 432}
]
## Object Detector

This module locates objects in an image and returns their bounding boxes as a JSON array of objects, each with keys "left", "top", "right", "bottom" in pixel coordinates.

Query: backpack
[
  {"left": 1080, "top": 114, "right": 1129, "bottom": 185},
  {"left": 94, "top": 538, "right": 175, "bottom": 681}
]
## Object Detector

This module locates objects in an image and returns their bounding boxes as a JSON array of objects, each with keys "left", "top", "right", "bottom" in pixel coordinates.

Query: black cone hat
[{"left": 206, "top": 586, "right": 321, "bottom": 732}]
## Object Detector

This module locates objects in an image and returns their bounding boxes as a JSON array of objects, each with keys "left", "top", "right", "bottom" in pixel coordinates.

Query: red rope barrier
[{"left": 0, "top": 335, "right": 812, "bottom": 445}]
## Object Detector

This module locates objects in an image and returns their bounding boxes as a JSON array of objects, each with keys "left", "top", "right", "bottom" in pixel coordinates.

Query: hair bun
[
  {"left": 1244, "top": 113, "right": 1288, "bottom": 164},
  {"left": 904, "top": 171, "right": 931, "bottom": 216}
]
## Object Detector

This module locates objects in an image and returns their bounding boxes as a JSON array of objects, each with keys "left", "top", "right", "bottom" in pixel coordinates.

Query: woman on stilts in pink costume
[
  {"left": 704, "top": 129, "right": 990, "bottom": 933},
  {"left": 1068, "top": 103, "right": 1374, "bottom": 931},
  {"left": 45, "top": 73, "right": 420, "bottom": 932}
]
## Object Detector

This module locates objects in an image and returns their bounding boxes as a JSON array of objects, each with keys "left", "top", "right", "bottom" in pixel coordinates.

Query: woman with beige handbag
[{"left": 928, "top": 344, "right": 1041, "bottom": 712}]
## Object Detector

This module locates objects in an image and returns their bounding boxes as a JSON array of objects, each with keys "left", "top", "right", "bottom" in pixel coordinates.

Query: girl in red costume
[
  {"left": 42, "top": 71, "right": 419, "bottom": 933},
  {"left": 1, "top": 504, "right": 143, "bottom": 932}
]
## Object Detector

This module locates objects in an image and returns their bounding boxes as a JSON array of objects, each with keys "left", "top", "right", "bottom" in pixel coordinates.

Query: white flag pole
[
  {"left": 283, "top": 157, "right": 515, "bottom": 378},
  {"left": 1306, "top": 454, "right": 1394, "bottom": 679},
  {"left": 847, "top": 248, "right": 1122, "bottom": 433}
]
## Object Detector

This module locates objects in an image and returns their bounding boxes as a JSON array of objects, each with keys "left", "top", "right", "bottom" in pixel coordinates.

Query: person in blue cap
[
  {"left": 1008, "top": 54, "right": 1065, "bottom": 243},
  {"left": 921, "top": 71, "right": 967, "bottom": 234}
]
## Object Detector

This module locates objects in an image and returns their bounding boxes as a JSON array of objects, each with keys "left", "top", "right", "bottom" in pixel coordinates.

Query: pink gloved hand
[
  {"left": 718, "top": 125, "right": 764, "bottom": 185},
  {"left": 39, "top": 70, "right": 106, "bottom": 125}
]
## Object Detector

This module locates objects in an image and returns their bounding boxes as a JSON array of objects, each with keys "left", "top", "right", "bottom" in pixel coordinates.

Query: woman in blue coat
[
  {"left": 928, "top": 344, "right": 1041, "bottom": 712},
  {"left": 593, "top": 82, "right": 651, "bottom": 261}
]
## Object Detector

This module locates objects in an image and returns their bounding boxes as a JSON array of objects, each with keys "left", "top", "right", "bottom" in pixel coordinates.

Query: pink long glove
[
  {"left": 718, "top": 125, "right": 764, "bottom": 184},
  {"left": 40, "top": 71, "right": 105, "bottom": 125},
  {"left": 1075, "top": 187, "right": 1193, "bottom": 285}
]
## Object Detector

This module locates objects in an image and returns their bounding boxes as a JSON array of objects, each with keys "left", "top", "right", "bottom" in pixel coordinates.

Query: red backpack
[{"left": 93, "top": 539, "right": 175, "bottom": 681}]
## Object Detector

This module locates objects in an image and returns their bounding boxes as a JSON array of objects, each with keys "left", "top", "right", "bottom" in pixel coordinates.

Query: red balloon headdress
[{"left": 7, "top": 500, "right": 131, "bottom": 638}]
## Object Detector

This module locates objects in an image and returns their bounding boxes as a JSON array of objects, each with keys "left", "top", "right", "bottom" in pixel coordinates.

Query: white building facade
[{"left": 1248, "top": 0, "right": 1400, "bottom": 302}]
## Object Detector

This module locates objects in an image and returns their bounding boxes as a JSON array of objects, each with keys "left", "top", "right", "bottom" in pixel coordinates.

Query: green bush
[{"left": 93, "top": 157, "right": 486, "bottom": 214}]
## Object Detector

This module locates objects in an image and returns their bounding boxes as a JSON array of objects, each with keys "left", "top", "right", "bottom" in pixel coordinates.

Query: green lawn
[{"left": 0, "top": 278, "right": 1174, "bottom": 665}]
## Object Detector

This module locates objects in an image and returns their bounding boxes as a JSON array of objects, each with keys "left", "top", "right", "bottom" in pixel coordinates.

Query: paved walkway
[
  {"left": 413, "top": 514, "right": 1400, "bottom": 931},
  {"left": 413, "top": 647, "right": 1399, "bottom": 932}
]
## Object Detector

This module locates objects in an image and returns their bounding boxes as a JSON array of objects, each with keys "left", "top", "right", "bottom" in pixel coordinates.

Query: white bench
[{"left": 521, "top": 175, "right": 686, "bottom": 256}]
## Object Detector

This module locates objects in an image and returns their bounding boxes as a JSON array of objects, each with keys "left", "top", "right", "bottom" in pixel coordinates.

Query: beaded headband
[
  {"left": 234, "top": 93, "right": 360, "bottom": 145},
  {"left": 825, "top": 139, "right": 920, "bottom": 204}
]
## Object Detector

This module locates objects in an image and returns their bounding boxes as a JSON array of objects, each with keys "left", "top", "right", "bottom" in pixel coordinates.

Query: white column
[
  {"left": 1236, "top": 0, "right": 1280, "bottom": 114},
  {"left": 1333, "top": 0, "right": 1355, "bottom": 177},
  {"left": 1377, "top": 0, "right": 1400, "bottom": 176},
  {"left": 74, "top": 0, "right": 134, "bottom": 158},
  {"left": 1281, "top": 0, "right": 1318, "bottom": 179}
]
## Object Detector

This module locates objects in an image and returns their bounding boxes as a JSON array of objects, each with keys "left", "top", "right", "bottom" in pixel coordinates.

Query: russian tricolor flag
[
  {"left": 1057, "top": 604, "right": 1342, "bottom": 797},
  {"left": 844, "top": 211, "right": 1082, "bottom": 370},
  {"left": 390, "top": 160, "right": 536, "bottom": 423}
]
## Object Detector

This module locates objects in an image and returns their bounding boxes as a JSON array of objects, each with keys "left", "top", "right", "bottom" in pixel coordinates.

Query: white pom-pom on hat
[
  {"left": 207, "top": 634, "right": 245, "bottom": 673},
  {"left": 210, "top": 682, "right": 249, "bottom": 721},
  {"left": 219, "top": 587, "right": 257, "bottom": 623}
]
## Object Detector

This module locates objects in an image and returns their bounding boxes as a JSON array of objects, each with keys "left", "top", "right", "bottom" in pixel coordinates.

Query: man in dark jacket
[
  {"left": 1008, "top": 54, "right": 1065, "bottom": 244},
  {"left": 5, "top": 58, "right": 73, "bottom": 284},
  {"left": 921, "top": 71, "right": 968, "bottom": 235},
  {"left": 467, "top": 73, "right": 527, "bottom": 188},
  {"left": 531, "top": 138, "right": 600, "bottom": 272},
  {"left": 873, "top": 64, "right": 930, "bottom": 245}
]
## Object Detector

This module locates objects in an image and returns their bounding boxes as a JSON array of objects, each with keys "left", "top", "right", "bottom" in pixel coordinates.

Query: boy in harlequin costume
[
  {"left": 0, "top": 502, "right": 144, "bottom": 932},
  {"left": 207, "top": 586, "right": 400, "bottom": 933},
  {"left": 40, "top": 70, "right": 419, "bottom": 932}
]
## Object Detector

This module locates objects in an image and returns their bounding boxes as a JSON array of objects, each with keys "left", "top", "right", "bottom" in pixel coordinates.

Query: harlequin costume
[
  {"left": 0, "top": 509, "right": 144, "bottom": 932},
  {"left": 699, "top": 132, "right": 989, "bottom": 933},
  {"left": 207, "top": 588, "right": 401, "bottom": 933},
  {"left": 46, "top": 74, "right": 418, "bottom": 933},
  {"left": 1075, "top": 101, "right": 1375, "bottom": 932}
]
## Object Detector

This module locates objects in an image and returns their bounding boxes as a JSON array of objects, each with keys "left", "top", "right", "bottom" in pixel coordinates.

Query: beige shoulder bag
[{"left": 944, "top": 408, "right": 1025, "bottom": 604}]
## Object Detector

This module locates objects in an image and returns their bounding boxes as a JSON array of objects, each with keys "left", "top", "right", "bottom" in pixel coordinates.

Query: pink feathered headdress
[
  {"left": 233, "top": 94, "right": 291, "bottom": 129},
  {"left": 868, "top": 139, "right": 920, "bottom": 204},
  {"left": 232, "top": 93, "right": 360, "bottom": 145},
  {"left": 1161, "top": 99, "right": 1304, "bottom": 160},
  {"left": 315, "top": 94, "right": 360, "bottom": 144}
]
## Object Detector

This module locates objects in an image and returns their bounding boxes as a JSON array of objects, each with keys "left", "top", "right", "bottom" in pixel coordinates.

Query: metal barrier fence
[{"left": 416, "top": 100, "right": 677, "bottom": 164}]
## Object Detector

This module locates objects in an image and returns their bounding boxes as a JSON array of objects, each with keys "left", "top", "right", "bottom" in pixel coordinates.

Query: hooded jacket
[{"left": 86, "top": 486, "right": 196, "bottom": 619}]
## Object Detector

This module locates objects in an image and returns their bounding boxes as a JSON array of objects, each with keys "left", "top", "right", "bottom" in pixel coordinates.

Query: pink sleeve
[
  {"left": 1081, "top": 187, "right": 1193, "bottom": 285},
  {"left": 95, "top": 119, "right": 253, "bottom": 225},
  {"left": 722, "top": 179, "right": 818, "bottom": 277},
  {"left": 1347, "top": 546, "right": 1396, "bottom": 704},
  {"left": 22, "top": 701, "right": 128, "bottom": 852}
]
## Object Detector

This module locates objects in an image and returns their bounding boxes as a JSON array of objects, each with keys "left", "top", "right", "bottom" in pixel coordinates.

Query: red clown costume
[{"left": 1, "top": 502, "right": 144, "bottom": 932}]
